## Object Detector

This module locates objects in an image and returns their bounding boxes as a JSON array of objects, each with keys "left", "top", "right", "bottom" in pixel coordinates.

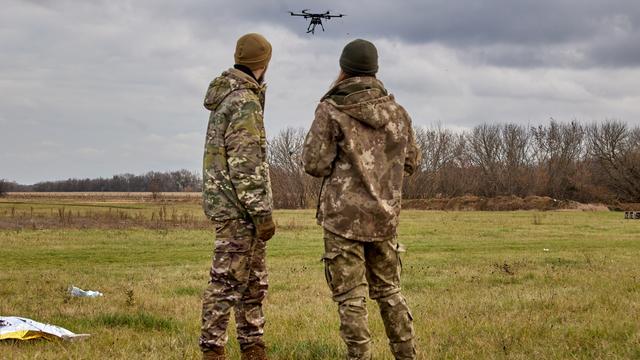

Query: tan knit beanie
[{"left": 234, "top": 33, "right": 272, "bottom": 71}]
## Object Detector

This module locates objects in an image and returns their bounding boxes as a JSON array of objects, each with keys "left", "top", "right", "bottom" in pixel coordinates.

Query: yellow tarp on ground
[
  {"left": 0, "top": 317, "right": 89, "bottom": 341},
  {"left": 0, "top": 330, "right": 58, "bottom": 341}
]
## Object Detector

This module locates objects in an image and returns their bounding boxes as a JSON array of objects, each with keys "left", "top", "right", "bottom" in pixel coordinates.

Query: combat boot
[
  {"left": 241, "top": 344, "right": 268, "bottom": 360},
  {"left": 202, "top": 346, "right": 226, "bottom": 360}
]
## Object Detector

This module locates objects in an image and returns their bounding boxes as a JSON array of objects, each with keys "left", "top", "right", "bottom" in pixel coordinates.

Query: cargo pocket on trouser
[
  {"left": 394, "top": 242, "right": 407, "bottom": 284},
  {"left": 322, "top": 249, "right": 369, "bottom": 302},
  {"left": 211, "top": 219, "right": 254, "bottom": 288},
  {"left": 322, "top": 251, "right": 340, "bottom": 293},
  {"left": 322, "top": 230, "right": 368, "bottom": 302}
]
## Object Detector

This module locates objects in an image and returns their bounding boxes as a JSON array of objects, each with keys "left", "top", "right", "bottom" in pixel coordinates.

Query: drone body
[{"left": 289, "top": 9, "right": 345, "bottom": 34}]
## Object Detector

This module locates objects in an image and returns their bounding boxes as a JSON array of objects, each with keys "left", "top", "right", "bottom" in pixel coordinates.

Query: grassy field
[{"left": 1, "top": 197, "right": 639, "bottom": 359}]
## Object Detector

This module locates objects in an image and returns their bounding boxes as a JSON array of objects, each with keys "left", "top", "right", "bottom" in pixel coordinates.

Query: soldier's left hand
[{"left": 254, "top": 214, "right": 276, "bottom": 241}]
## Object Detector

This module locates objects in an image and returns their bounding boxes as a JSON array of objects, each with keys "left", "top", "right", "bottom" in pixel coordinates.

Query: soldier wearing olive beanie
[
  {"left": 339, "top": 39, "right": 379, "bottom": 75},
  {"left": 303, "top": 38, "right": 419, "bottom": 360}
]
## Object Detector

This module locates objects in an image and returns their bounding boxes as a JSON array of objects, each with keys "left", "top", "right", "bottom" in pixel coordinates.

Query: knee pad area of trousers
[
  {"left": 339, "top": 297, "right": 367, "bottom": 311},
  {"left": 377, "top": 293, "right": 406, "bottom": 309},
  {"left": 377, "top": 293, "right": 414, "bottom": 342}
]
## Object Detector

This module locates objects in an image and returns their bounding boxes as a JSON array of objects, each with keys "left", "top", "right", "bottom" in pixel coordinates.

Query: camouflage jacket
[
  {"left": 303, "top": 77, "right": 421, "bottom": 241},
  {"left": 202, "top": 68, "right": 273, "bottom": 223}
]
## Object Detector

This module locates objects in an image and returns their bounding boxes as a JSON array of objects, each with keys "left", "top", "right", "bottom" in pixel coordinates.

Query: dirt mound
[
  {"left": 403, "top": 196, "right": 610, "bottom": 211},
  {"left": 616, "top": 203, "right": 640, "bottom": 211}
]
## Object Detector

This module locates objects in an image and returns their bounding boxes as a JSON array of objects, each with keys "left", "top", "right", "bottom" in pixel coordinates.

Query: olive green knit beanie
[
  {"left": 234, "top": 33, "right": 272, "bottom": 71},
  {"left": 339, "top": 39, "right": 378, "bottom": 75}
]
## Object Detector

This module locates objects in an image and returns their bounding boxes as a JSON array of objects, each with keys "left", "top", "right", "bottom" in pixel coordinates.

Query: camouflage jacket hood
[
  {"left": 322, "top": 77, "right": 391, "bottom": 129},
  {"left": 204, "top": 68, "right": 265, "bottom": 112},
  {"left": 303, "top": 76, "right": 421, "bottom": 241},
  {"left": 201, "top": 68, "right": 272, "bottom": 222}
]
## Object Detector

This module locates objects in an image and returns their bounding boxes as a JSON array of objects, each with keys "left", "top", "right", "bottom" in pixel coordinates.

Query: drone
[{"left": 289, "top": 9, "right": 345, "bottom": 34}]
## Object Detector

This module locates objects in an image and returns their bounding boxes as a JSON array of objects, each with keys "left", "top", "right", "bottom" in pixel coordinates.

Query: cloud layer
[{"left": 2, "top": 0, "right": 639, "bottom": 183}]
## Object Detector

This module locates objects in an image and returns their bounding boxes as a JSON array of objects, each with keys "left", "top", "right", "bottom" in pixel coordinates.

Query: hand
[{"left": 254, "top": 214, "right": 276, "bottom": 241}]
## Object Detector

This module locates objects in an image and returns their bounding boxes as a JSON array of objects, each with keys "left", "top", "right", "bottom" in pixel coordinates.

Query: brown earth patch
[
  {"left": 3, "top": 192, "right": 201, "bottom": 203},
  {"left": 403, "top": 196, "right": 611, "bottom": 211}
]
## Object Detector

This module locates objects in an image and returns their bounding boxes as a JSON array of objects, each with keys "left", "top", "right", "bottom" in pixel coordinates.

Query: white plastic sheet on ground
[
  {"left": 69, "top": 285, "right": 103, "bottom": 297},
  {"left": 0, "top": 316, "right": 90, "bottom": 341}
]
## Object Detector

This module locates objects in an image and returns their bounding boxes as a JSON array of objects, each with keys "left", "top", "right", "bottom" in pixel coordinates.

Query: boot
[
  {"left": 202, "top": 346, "right": 225, "bottom": 360},
  {"left": 241, "top": 344, "right": 268, "bottom": 360}
]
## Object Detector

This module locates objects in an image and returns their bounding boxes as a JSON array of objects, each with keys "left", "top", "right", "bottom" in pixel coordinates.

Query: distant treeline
[
  {"left": 268, "top": 120, "right": 640, "bottom": 207},
  {"left": 1, "top": 170, "right": 201, "bottom": 193},
  {"left": 2, "top": 120, "right": 639, "bottom": 206}
]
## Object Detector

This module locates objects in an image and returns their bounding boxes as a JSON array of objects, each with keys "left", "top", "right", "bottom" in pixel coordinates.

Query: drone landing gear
[{"left": 307, "top": 18, "right": 324, "bottom": 34}]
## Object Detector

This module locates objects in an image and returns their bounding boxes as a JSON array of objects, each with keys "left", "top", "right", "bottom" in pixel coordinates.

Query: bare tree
[
  {"left": 269, "top": 127, "right": 320, "bottom": 208},
  {"left": 405, "top": 126, "right": 460, "bottom": 198},
  {"left": 587, "top": 120, "right": 640, "bottom": 201},
  {"left": 531, "top": 120, "right": 585, "bottom": 198},
  {"left": 501, "top": 123, "right": 533, "bottom": 196},
  {"left": 0, "top": 179, "right": 6, "bottom": 197},
  {"left": 148, "top": 175, "right": 163, "bottom": 200},
  {"left": 466, "top": 124, "right": 504, "bottom": 196}
]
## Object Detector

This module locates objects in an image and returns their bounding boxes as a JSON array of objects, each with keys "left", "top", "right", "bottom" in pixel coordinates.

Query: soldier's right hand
[{"left": 254, "top": 214, "right": 276, "bottom": 241}]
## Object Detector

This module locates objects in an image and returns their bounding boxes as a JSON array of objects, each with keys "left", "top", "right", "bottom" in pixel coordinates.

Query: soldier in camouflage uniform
[
  {"left": 303, "top": 39, "right": 421, "bottom": 360},
  {"left": 200, "top": 33, "right": 275, "bottom": 360}
]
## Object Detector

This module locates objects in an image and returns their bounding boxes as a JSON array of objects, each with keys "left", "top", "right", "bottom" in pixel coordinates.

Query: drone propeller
[
  {"left": 288, "top": 10, "right": 309, "bottom": 17},
  {"left": 321, "top": 10, "right": 345, "bottom": 19}
]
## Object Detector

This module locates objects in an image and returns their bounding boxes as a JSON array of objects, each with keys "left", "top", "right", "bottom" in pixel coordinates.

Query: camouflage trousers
[
  {"left": 322, "top": 230, "right": 416, "bottom": 360},
  {"left": 200, "top": 218, "right": 268, "bottom": 352}
]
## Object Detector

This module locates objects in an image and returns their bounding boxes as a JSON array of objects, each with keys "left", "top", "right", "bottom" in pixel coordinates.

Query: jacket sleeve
[
  {"left": 303, "top": 102, "right": 339, "bottom": 178},
  {"left": 225, "top": 96, "right": 272, "bottom": 219},
  {"left": 404, "top": 120, "right": 421, "bottom": 176}
]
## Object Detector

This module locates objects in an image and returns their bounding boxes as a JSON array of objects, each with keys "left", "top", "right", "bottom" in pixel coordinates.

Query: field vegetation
[{"left": 1, "top": 196, "right": 639, "bottom": 359}]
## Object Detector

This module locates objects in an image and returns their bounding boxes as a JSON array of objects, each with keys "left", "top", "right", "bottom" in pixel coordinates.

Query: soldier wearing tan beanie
[
  {"left": 200, "top": 32, "right": 274, "bottom": 360},
  {"left": 235, "top": 33, "right": 272, "bottom": 72}
]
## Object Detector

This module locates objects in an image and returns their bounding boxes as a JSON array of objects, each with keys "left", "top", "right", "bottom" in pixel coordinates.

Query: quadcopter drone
[{"left": 289, "top": 9, "right": 345, "bottom": 34}]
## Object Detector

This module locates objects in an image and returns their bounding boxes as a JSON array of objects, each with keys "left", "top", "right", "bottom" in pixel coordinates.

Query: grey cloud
[
  {"left": 180, "top": 0, "right": 640, "bottom": 68},
  {"left": 2, "top": 0, "right": 640, "bottom": 184},
  {"left": 24, "top": 0, "right": 640, "bottom": 68}
]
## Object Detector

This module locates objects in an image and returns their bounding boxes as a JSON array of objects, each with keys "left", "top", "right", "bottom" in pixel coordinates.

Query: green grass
[{"left": 1, "top": 203, "right": 639, "bottom": 359}]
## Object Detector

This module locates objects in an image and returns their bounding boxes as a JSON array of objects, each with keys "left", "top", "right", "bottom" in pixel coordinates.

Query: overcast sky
[{"left": 2, "top": 0, "right": 640, "bottom": 184}]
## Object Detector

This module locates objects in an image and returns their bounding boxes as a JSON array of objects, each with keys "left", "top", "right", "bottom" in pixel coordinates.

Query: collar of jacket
[
  {"left": 227, "top": 67, "right": 260, "bottom": 88},
  {"left": 321, "top": 76, "right": 388, "bottom": 105},
  {"left": 233, "top": 64, "right": 260, "bottom": 82},
  {"left": 228, "top": 68, "right": 267, "bottom": 100}
]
